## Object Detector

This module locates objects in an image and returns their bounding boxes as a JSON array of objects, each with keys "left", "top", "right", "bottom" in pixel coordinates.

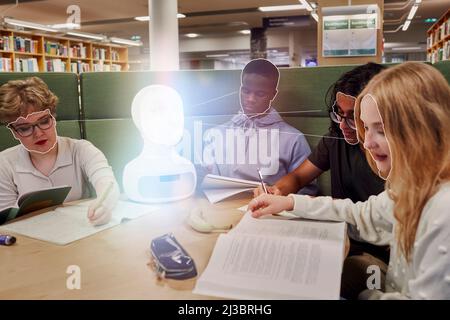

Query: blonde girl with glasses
[
  {"left": 0, "top": 77, "right": 119, "bottom": 226},
  {"left": 249, "top": 62, "right": 450, "bottom": 299}
]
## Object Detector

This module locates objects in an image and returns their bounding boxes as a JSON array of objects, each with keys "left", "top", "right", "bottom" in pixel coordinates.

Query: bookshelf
[
  {"left": 0, "top": 28, "right": 129, "bottom": 73},
  {"left": 427, "top": 9, "right": 450, "bottom": 63}
]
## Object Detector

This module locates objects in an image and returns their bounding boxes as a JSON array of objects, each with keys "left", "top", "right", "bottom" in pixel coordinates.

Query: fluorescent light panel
[
  {"left": 67, "top": 31, "right": 105, "bottom": 40},
  {"left": 298, "top": 0, "right": 313, "bottom": 12},
  {"left": 110, "top": 37, "right": 142, "bottom": 46},
  {"left": 259, "top": 4, "right": 305, "bottom": 12},
  {"left": 402, "top": 20, "right": 411, "bottom": 31},
  {"left": 391, "top": 46, "right": 422, "bottom": 51},
  {"left": 135, "top": 13, "right": 185, "bottom": 21},
  {"left": 206, "top": 54, "right": 229, "bottom": 58},
  {"left": 51, "top": 23, "right": 80, "bottom": 29},
  {"left": 4, "top": 18, "right": 58, "bottom": 32},
  {"left": 407, "top": 5, "right": 419, "bottom": 20}
]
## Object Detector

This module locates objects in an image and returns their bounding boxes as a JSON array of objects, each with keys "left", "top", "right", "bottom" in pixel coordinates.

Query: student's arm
[
  {"left": 77, "top": 140, "right": 120, "bottom": 225},
  {"left": 254, "top": 134, "right": 329, "bottom": 197},
  {"left": 361, "top": 201, "right": 450, "bottom": 300},
  {"left": 0, "top": 157, "right": 18, "bottom": 210},
  {"left": 275, "top": 159, "right": 323, "bottom": 195},
  {"left": 250, "top": 191, "right": 393, "bottom": 246}
]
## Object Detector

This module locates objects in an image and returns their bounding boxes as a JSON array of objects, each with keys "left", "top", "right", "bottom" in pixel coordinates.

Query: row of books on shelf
[
  {"left": 93, "top": 48, "right": 107, "bottom": 60},
  {"left": 0, "top": 58, "right": 125, "bottom": 72},
  {"left": 92, "top": 63, "right": 122, "bottom": 72},
  {"left": 428, "top": 40, "right": 450, "bottom": 63},
  {"left": 15, "top": 58, "right": 39, "bottom": 72},
  {"left": 44, "top": 41, "right": 68, "bottom": 56},
  {"left": 0, "top": 36, "right": 39, "bottom": 53},
  {"left": 0, "top": 57, "right": 12, "bottom": 71},
  {"left": 111, "top": 50, "right": 121, "bottom": 61},
  {"left": 428, "top": 17, "right": 450, "bottom": 48},
  {"left": 70, "top": 61, "right": 90, "bottom": 73},
  {"left": 69, "top": 44, "right": 87, "bottom": 58}
]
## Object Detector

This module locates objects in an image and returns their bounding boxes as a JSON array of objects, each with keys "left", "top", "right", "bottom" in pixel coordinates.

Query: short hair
[
  {"left": 0, "top": 77, "right": 58, "bottom": 124},
  {"left": 326, "top": 62, "right": 386, "bottom": 134},
  {"left": 242, "top": 59, "right": 279, "bottom": 89}
]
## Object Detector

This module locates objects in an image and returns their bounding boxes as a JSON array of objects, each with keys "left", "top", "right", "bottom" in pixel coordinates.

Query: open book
[
  {"left": 0, "top": 185, "right": 71, "bottom": 225},
  {"left": 201, "top": 174, "right": 260, "bottom": 204},
  {"left": 0, "top": 200, "right": 159, "bottom": 245},
  {"left": 194, "top": 213, "right": 346, "bottom": 300}
]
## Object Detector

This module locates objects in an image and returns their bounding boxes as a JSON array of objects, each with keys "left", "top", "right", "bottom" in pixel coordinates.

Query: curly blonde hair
[
  {"left": 0, "top": 77, "right": 58, "bottom": 124},
  {"left": 354, "top": 62, "right": 450, "bottom": 261}
]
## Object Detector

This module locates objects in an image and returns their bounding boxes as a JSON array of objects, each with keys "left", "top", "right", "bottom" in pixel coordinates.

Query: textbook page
[
  {"left": 201, "top": 174, "right": 260, "bottom": 203},
  {"left": 194, "top": 214, "right": 346, "bottom": 300},
  {"left": 0, "top": 200, "right": 159, "bottom": 245}
]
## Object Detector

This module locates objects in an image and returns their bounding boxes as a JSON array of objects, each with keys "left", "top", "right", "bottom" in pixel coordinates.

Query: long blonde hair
[{"left": 354, "top": 62, "right": 450, "bottom": 261}]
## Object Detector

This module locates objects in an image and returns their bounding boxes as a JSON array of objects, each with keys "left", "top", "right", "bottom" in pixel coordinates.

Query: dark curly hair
[{"left": 325, "top": 62, "right": 385, "bottom": 135}]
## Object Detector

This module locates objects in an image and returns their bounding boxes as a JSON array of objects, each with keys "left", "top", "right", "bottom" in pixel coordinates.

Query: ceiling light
[
  {"left": 135, "top": 13, "right": 186, "bottom": 21},
  {"left": 402, "top": 20, "right": 411, "bottom": 31},
  {"left": 206, "top": 54, "right": 229, "bottom": 58},
  {"left": 407, "top": 5, "right": 419, "bottom": 20},
  {"left": 258, "top": 5, "right": 306, "bottom": 12},
  {"left": 298, "top": 0, "right": 313, "bottom": 12},
  {"left": 51, "top": 23, "right": 80, "bottom": 29},
  {"left": 185, "top": 33, "right": 199, "bottom": 38},
  {"left": 239, "top": 30, "right": 251, "bottom": 35},
  {"left": 391, "top": 46, "right": 422, "bottom": 51},
  {"left": 4, "top": 17, "right": 58, "bottom": 32},
  {"left": 110, "top": 37, "right": 143, "bottom": 46},
  {"left": 311, "top": 13, "right": 319, "bottom": 22},
  {"left": 67, "top": 31, "right": 106, "bottom": 41}
]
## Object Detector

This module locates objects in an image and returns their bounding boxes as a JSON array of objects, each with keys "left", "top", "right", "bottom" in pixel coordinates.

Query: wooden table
[{"left": 0, "top": 193, "right": 251, "bottom": 299}]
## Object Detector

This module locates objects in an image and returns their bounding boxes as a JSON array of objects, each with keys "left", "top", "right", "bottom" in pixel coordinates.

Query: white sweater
[{"left": 289, "top": 182, "right": 450, "bottom": 300}]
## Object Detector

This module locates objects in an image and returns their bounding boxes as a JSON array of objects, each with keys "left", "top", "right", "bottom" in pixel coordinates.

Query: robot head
[{"left": 131, "top": 85, "right": 184, "bottom": 146}]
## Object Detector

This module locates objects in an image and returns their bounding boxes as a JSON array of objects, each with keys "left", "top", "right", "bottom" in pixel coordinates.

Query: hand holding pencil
[{"left": 88, "top": 179, "right": 120, "bottom": 226}]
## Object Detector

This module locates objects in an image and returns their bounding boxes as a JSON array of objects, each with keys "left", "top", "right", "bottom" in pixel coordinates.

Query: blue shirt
[{"left": 200, "top": 108, "right": 318, "bottom": 195}]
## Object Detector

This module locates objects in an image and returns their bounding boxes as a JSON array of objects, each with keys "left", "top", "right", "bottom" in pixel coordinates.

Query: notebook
[
  {"left": 201, "top": 174, "right": 260, "bottom": 203},
  {"left": 0, "top": 200, "right": 159, "bottom": 245}
]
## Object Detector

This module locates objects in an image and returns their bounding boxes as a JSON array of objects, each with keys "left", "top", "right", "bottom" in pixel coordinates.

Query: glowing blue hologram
[{"left": 123, "top": 85, "right": 196, "bottom": 203}]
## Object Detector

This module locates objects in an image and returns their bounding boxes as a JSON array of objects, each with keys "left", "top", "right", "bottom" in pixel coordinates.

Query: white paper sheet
[{"left": 0, "top": 200, "right": 159, "bottom": 245}]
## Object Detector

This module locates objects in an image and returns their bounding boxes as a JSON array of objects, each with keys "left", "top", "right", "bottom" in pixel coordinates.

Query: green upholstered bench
[{"left": 0, "top": 73, "right": 82, "bottom": 152}]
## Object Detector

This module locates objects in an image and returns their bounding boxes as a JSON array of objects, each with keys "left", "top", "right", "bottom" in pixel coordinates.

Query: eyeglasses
[
  {"left": 330, "top": 92, "right": 357, "bottom": 130},
  {"left": 7, "top": 115, "right": 54, "bottom": 137},
  {"left": 329, "top": 110, "right": 356, "bottom": 130}
]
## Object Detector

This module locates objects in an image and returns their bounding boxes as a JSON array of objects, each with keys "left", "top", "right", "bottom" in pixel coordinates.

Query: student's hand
[
  {"left": 88, "top": 179, "right": 120, "bottom": 226},
  {"left": 249, "top": 194, "right": 294, "bottom": 218},
  {"left": 253, "top": 185, "right": 282, "bottom": 197}
]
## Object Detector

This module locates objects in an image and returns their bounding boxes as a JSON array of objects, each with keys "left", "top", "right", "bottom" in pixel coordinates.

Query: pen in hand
[
  {"left": 88, "top": 181, "right": 114, "bottom": 220},
  {"left": 257, "top": 168, "right": 268, "bottom": 194}
]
